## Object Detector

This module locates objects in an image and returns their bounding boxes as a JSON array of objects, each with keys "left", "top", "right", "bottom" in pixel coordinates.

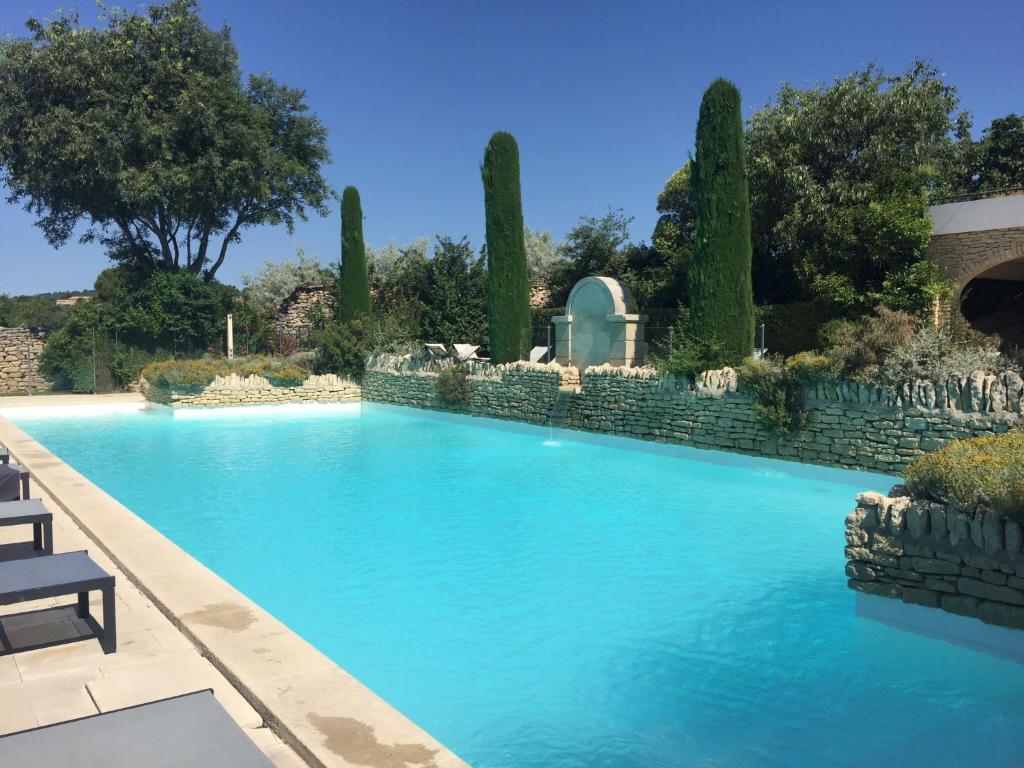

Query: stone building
[
  {"left": 275, "top": 282, "right": 328, "bottom": 338},
  {"left": 925, "top": 190, "right": 1024, "bottom": 344},
  {"left": 529, "top": 279, "right": 553, "bottom": 309}
]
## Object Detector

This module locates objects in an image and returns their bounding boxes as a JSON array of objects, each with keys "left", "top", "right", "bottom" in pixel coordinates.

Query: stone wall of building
[
  {"left": 362, "top": 353, "right": 565, "bottom": 424},
  {"left": 846, "top": 491, "right": 1024, "bottom": 630},
  {"left": 146, "top": 373, "right": 360, "bottom": 408},
  {"left": 363, "top": 358, "right": 1021, "bottom": 475},
  {"left": 275, "top": 282, "right": 328, "bottom": 337},
  {"left": 0, "top": 326, "right": 50, "bottom": 393},
  {"left": 925, "top": 226, "right": 1024, "bottom": 297}
]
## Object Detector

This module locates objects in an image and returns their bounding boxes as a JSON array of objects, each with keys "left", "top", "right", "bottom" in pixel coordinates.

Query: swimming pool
[{"left": 11, "top": 403, "right": 1024, "bottom": 767}]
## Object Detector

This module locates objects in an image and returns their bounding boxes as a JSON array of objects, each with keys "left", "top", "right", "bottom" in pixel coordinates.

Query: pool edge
[{"left": 0, "top": 412, "right": 468, "bottom": 768}]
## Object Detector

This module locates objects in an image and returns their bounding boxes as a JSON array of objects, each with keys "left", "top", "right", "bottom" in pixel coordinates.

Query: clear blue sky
[{"left": 1, "top": 0, "right": 1022, "bottom": 295}]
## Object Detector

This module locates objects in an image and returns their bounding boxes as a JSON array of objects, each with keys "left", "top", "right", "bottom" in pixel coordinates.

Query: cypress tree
[
  {"left": 339, "top": 186, "right": 371, "bottom": 322},
  {"left": 687, "top": 79, "right": 754, "bottom": 361},
  {"left": 482, "top": 132, "right": 531, "bottom": 363}
]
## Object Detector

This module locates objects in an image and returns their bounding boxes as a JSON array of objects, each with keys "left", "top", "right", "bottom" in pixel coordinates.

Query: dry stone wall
[
  {"left": 146, "top": 373, "right": 360, "bottom": 408},
  {"left": 0, "top": 326, "right": 50, "bottom": 393},
  {"left": 362, "top": 353, "right": 564, "bottom": 423},
  {"left": 846, "top": 491, "right": 1024, "bottom": 630},
  {"left": 563, "top": 366, "right": 1020, "bottom": 474},
  {"left": 362, "top": 359, "right": 1020, "bottom": 475},
  {"left": 276, "top": 282, "right": 328, "bottom": 337}
]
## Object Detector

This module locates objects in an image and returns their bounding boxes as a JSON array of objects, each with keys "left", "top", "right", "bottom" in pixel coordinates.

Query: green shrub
[
  {"left": 140, "top": 355, "right": 312, "bottom": 394},
  {"left": 905, "top": 431, "right": 1024, "bottom": 520},
  {"left": 879, "top": 323, "right": 1014, "bottom": 385},
  {"left": 738, "top": 358, "right": 807, "bottom": 436},
  {"left": 784, "top": 351, "right": 839, "bottom": 385},
  {"left": 261, "top": 364, "right": 307, "bottom": 387},
  {"left": 436, "top": 365, "right": 471, "bottom": 404},
  {"left": 109, "top": 347, "right": 159, "bottom": 390},
  {"left": 823, "top": 306, "right": 919, "bottom": 380},
  {"left": 39, "top": 300, "right": 112, "bottom": 391},
  {"left": 735, "top": 352, "right": 838, "bottom": 436},
  {"left": 755, "top": 302, "right": 833, "bottom": 356},
  {"left": 312, "top": 321, "right": 369, "bottom": 381},
  {"left": 141, "top": 359, "right": 220, "bottom": 393},
  {"left": 654, "top": 310, "right": 731, "bottom": 378}
]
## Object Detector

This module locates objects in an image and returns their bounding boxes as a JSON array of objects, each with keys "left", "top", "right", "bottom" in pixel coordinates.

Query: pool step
[{"left": 547, "top": 386, "right": 579, "bottom": 428}]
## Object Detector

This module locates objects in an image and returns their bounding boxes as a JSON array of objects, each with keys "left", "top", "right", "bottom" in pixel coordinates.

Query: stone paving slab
[{"left": 0, "top": 483, "right": 305, "bottom": 767}]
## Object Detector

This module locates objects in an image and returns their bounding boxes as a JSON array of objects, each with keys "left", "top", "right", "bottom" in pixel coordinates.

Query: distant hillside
[{"left": 0, "top": 289, "right": 94, "bottom": 328}]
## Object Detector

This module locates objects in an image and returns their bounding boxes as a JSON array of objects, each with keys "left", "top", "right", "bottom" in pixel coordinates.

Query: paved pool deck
[{"left": 0, "top": 393, "right": 466, "bottom": 768}]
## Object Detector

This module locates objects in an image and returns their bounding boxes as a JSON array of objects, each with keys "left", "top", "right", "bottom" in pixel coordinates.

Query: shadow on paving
[{"left": 0, "top": 605, "right": 102, "bottom": 655}]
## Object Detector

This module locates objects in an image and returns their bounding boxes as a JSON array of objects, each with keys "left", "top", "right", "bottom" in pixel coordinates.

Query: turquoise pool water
[{"left": 11, "top": 403, "right": 1024, "bottom": 767}]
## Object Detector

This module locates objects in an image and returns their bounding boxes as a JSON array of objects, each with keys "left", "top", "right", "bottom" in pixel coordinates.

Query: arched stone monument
[{"left": 553, "top": 276, "right": 647, "bottom": 369}]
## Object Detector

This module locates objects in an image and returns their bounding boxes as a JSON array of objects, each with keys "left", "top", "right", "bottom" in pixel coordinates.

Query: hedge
[
  {"left": 905, "top": 430, "right": 1024, "bottom": 520},
  {"left": 755, "top": 301, "right": 833, "bottom": 356}
]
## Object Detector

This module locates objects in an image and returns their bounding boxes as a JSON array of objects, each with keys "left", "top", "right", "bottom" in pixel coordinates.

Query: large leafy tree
[
  {"left": 362, "top": 236, "right": 487, "bottom": 345},
  {"left": 688, "top": 79, "right": 754, "bottom": 361},
  {"left": 481, "top": 131, "right": 531, "bottom": 362},
  {"left": 975, "top": 114, "right": 1024, "bottom": 190},
  {"left": 746, "top": 61, "right": 959, "bottom": 310},
  {"left": 420, "top": 237, "right": 488, "bottom": 345},
  {"left": 944, "top": 114, "right": 1024, "bottom": 195},
  {"left": 0, "top": 0, "right": 330, "bottom": 280}
]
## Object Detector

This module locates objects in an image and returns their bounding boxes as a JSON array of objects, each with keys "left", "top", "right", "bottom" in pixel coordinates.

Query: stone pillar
[
  {"left": 606, "top": 313, "right": 647, "bottom": 366},
  {"left": 553, "top": 315, "right": 572, "bottom": 366}
]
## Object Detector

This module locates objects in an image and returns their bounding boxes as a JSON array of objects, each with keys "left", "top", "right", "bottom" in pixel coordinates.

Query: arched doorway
[{"left": 958, "top": 249, "right": 1024, "bottom": 350}]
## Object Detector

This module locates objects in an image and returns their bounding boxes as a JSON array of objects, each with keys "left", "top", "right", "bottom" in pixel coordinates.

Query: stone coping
[{"left": 0, "top": 406, "right": 467, "bottom": 768}]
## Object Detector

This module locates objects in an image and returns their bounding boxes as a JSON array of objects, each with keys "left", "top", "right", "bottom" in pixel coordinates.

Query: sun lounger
[
  {"left": 529, "top": 345, "right": 551, "bottom": 364},
  {"left": 452, "top": 344, "right": 481, "bottom": 362},
  {"left": 0, "top": 462, "right": 30, "bottom": 502},
  {"left": 0, "top": 500, "right": 53, "bottom": 556},
  {"left": 0, "top": 550, "right": 115, "bottom": 653},
  {"left": 424, "top": 342, "right": 449, "bottom": 360},
  {"left": 0, "top": 689, "right": 274, "bottom": 767}
]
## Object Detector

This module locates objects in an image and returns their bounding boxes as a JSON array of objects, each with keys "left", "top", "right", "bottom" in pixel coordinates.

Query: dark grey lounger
[
  {"left": 0, "top": 450, "right": 30, "bottom": 502},
  {"left": 0, "top": 500, "right": 54, "bottom": 556},
  {"left": 0, "top": 550, "right": 115, "bottom": 653},
  {"left": 0, "top": 689, "right": 274, "bottom": 767}
]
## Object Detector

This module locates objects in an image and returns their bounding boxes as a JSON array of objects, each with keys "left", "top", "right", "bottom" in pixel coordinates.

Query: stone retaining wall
[
  {"left": 846, "top": 492, "right": 1024, "bottom": 629},
  {"left": 563, "top": 366, "right": 1020, "bottom": 474},
  {"left": 146, "top": 373, "right": 360, "bottom": 408},
  {"left": 362, "top": 357, "right": 1021, "bottom": 475},
  {"left": 0, "top": 326, "right": 50, "bottom": 393},
  {"left": 362, "top": 353, "right": 563, "bottom": 423}
]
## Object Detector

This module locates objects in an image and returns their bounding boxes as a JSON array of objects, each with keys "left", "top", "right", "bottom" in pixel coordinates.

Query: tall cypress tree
[
  {"left": 482, "top": 132, "right": 531, "bottom": 363},
  {"left": 339, "top": 186, "right": 371, "bottom": 322},
  {"left": 688, "top": 79, "right": 754, "bottom": 361}
]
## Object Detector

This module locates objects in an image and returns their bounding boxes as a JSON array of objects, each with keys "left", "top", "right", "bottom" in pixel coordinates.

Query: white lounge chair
[
  {"left": 452, "top": 344, "right": 482, "bottom": 362},
  {"left": 423, "top": 343, "right": 449, "bottom": 360},
  {"left": 529, "top": 346, "right": 551, "bottom": 364}
]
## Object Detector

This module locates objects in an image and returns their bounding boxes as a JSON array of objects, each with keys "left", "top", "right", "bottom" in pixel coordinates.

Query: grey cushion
[{"left": 0, "top": 689, "right": 274, "bottom": 767}]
